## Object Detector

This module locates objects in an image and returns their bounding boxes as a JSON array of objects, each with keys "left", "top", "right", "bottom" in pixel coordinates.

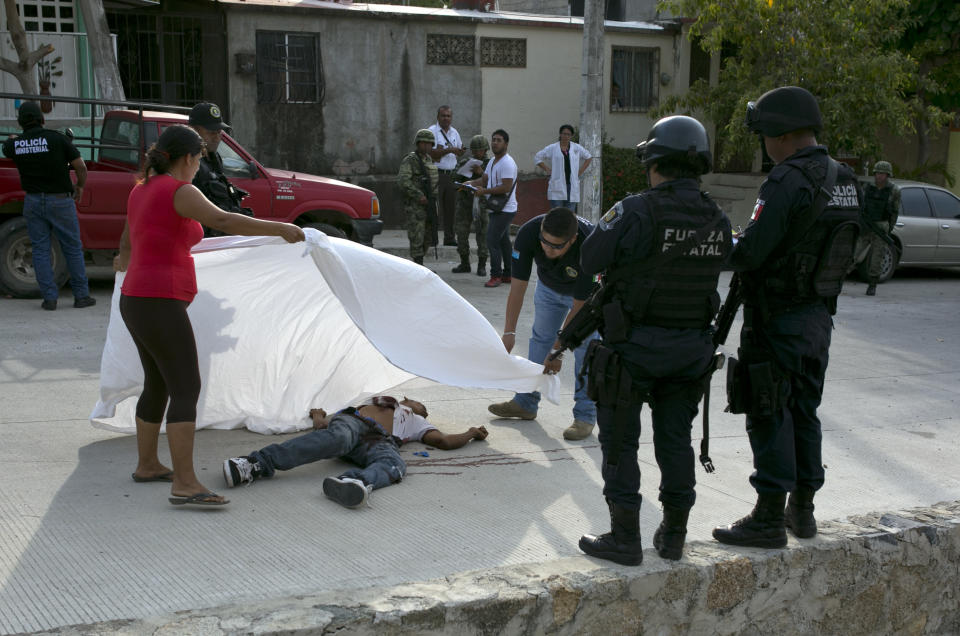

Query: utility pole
[
  {"left": 579, "top": 0, "right": 605, "bottom": 223},
  {"left": 76, "top": 0, "right": 126, "bottom": 102}
]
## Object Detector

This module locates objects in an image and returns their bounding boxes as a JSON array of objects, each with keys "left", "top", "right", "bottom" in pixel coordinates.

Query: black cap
[
  {"left": 17, "top": 101, "right": 44, "bottom": 128},
  {"left": 745, "top": 86, "right": 822, "bottom": 137},
  {"left": 188, "top": 102, "right": 231, "bottom": 132}
]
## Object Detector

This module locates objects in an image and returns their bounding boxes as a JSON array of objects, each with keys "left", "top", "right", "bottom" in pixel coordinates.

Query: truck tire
[
  {"left": 856, "top": 240, "right": 899, "bottom": 283},
  {"left": 0, "top": 216, "right": 68, "bottom": 298},
  {"left": 304, "top": 222, "right": 348, "bottom": 239}
]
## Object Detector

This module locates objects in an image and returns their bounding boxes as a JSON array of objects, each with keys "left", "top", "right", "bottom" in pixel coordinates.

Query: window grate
[
  {"left": 426, "top": 34, "right": 474, "bottom": 66},
  {"left": 479, "top": 37, "right": 526, "bottom": 67},
  {"left": 256, "top": 31, "right": 323, "bottom": 104}
]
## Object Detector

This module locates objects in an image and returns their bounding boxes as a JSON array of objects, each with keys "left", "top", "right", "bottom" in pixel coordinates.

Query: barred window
[
  {"left": 13, "top": 0, "right": 75, "bottom": 33},
  {"left": 426, "top": 34, "right": 474, "bottom": 66},
  {"left": 610, "top": 46, "right": 658, "bottom": 112},
  {"left": 480, "top": 37, "right": 526, "bottom": 67},
  {"left": 256, "top": 31, "right": 323, "bottom": 104}
]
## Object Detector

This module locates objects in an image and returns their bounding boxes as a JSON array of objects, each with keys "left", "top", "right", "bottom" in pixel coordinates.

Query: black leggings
[{"left": 119, "top": 295, "right": 201, "bottom": 423}]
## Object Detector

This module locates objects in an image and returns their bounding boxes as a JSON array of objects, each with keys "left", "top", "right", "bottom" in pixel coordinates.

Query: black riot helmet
[
  {"left": 635, "top": 115, "right": 712, "bottom": 175},
  {"left": 745, "top": 86, "right": 822, "bottom": 137}
]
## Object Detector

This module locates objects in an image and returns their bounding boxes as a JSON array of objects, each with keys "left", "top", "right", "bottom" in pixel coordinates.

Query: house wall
[{"left": 224, "top": 8, "right": 483, "bottom": 177}]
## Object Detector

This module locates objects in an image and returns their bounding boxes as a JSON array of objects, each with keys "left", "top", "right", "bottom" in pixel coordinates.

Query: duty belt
[{"left": 437, "top": 169, "right": 454, "bottom": 175}]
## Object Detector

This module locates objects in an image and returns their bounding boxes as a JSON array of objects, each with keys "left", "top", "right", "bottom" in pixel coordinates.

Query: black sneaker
[
  {"left": 41, "top": 299, "right": 57, "bottom": 311},
  {"left": 322, "top": 476, "right": 372, "bottom": 508},
  {"left": 74, "top": 296, "right": 96, "bottom": 308},
  {"left": 223, "top": 457, "right": 258, "bottom": 487}
]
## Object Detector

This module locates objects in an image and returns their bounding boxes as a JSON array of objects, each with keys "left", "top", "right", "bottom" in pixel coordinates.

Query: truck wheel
[
  {"left": 0, "top": 217, "right": 68, "bottom": 298},
  {"left": 305, "top": 222, "right": 348, "bottom": 239},
  {"left": 856, "top": 241, "right": 899, "bottom": 283}
]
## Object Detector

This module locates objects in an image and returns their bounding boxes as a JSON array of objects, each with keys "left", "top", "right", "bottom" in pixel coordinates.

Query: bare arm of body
[
  {"left": 421, "top": 426, "right": 488, "bottom": 450},
  {"left": 174, "top": 184, "right": 305, "bottom": 241}
]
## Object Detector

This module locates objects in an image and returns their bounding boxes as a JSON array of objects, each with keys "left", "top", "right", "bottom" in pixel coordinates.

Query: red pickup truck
[{"left": 0, "top": 103, "right": 382, "bottom": 297}]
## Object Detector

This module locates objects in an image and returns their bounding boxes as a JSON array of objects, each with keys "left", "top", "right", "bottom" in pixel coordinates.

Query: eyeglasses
[{"left": 539, "top": 232, "right": 571, "bottom": 250}]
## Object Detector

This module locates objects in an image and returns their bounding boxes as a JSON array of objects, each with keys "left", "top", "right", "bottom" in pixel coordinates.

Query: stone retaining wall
[{"left": 44, "top": 502, "right": 960, "bottom": 636}]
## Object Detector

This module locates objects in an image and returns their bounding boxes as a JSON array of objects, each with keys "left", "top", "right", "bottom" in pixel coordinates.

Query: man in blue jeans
[
  {"left": 2, "top": 102, "right": 94, "bottom": 310},
  {"left": 223, "top": 396, "right": 488, "bottom": 508},
  {"left": 487, "top": 207, "right": 597, "bottom": 440}
]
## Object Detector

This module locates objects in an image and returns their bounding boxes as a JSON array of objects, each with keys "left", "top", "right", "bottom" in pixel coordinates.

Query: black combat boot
[
  {"left": 866, "top": 283, "right": 877, "bottom": 296},
  {"left": 785, "top": 488, "right": 817, "bottom": 538},
  {"left": 476, "top": 257, "right": 487, "bottom": 277},
  {"left": 653, "top": 505, "right": 690, "bottom": 560},
  {"left": 413, "top": 256, "right": 424, "bottom": 265},
  {"left": 712, "top": 493, "right": 788, "bottom": 548},
  {"left": 579, "top": 500, "right": 643, "bottom": 566},
  {"left": 452, "top": 256, "right": 471, "bottom": 273}
]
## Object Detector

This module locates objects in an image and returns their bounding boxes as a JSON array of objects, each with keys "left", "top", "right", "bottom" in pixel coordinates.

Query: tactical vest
[
  {"left": 612, "top": 190, "right": 731, "bottom": 329},
  {"left": 863, "top": 183, "right": 891, "bottom": 222},
  {"left": 746, "top": 156, "right": 861, "bottom": 311}
]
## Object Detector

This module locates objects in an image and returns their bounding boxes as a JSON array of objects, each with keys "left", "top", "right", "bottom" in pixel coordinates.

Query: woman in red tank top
[{"left": 115, "top": 124, "right": 304, "bottom": 507}]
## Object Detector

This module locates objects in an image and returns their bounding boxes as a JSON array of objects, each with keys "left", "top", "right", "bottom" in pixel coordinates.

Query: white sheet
[{"left": 91, "top": 229, "right": 558, "bottom": 434}]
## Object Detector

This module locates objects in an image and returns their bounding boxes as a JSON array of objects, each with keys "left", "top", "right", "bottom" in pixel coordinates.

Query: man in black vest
[
  {"left": 188, "top": 102, "right": 253, "bottom": 237},
  {"left": 858, "top": 160, "right": 900, "bottom": 296},
  {"left": 713, "top": 86, "right": 862, "bottom": 549},
  {"left": 2, "top": 101, "right": 94, "bottom": 310},
  {"left": 578, "top": 116, "right": 732, "bottom": 564}
]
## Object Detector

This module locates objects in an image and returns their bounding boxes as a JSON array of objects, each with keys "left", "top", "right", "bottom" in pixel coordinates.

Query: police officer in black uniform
[
  {"left": 2, "top": 101, "right": 94, "bottom": 310},
  {"left": 188, "top": 102, "right": 253, "bottom": 237},
  {"left": 578, "top": 116, "right": 732, "bottom": 564},
  {"left": 712, "top": 86, "right": 862, "bottom": 549}
]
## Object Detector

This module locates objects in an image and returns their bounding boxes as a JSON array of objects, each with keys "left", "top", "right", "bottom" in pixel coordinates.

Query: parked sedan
[{"left": 859, "top": 180, "right": 960, "bottom": 282}]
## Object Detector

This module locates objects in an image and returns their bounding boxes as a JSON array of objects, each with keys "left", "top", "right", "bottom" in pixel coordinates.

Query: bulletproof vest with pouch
[
  {"left": 757, "top": 156, "right": 861, "bottom": 308},
  {"left": 863, "top": 183, "right": 891, "bottom": 222},
  {"left": 613, "top": 190, "right": 731, "bottom": 329}
]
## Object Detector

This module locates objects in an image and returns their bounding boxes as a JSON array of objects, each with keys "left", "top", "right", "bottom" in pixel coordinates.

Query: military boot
[
  {"left": 785, "top": 488, "right": 817, "bottom": 538},
  {"left": 653, "top": 505, "right": 690, "bottom": 560},
  {"left": 579, "top": 500, "right": 643, "bottom": 566},
  {"left": 413, "top": 256, "right": 424, "bottom": 265},
  {"left": 452, "top": 256, "right": 471, "bottom": 273},
  {"left": 476, "top": 257, "right": 487, "bottom": 277},
  {"left": 712, "top": 493, "right": 787, "bottom": 548}
]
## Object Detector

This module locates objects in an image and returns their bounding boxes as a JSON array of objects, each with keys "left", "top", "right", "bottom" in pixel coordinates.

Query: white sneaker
[
  {"left": 323, "top": 476, "right": 373, "bottom": 508},
  {"left": 223, "top": 457, "right": 257, "bottom": 487}
]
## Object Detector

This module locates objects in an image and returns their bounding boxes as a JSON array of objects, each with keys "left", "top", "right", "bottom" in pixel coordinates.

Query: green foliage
[
  {"left": 656, "top": 0, "right": 926, "bottom": 169},
  {"left": 37, "top": 50, "right": 62, "bottom": 88},
  {"left": 899, "top": 0, "right": 960, "bottom": 116},
  {"left": 897, "top": 161, "right": 956, "bottom": 188},
  {"left": 601, "top": 143, "right": 649, "bottom": 211}
]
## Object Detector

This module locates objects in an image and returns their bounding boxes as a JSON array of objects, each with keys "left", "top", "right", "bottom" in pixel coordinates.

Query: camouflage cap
[
  {"left": 415, "top": 128, "right": 435, "bottom": 144},
  {"left": 469, "top": 134, "right": 489, "bottom": 151},
  {"left": 873, "top": 160, "right": 893, "bottom": 176}
]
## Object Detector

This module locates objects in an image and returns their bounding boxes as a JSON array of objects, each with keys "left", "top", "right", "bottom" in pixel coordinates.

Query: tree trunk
[
  {"left": 76, "top": 0, "right": 126, "bottom": 103},
  {"left": 578, "top": 0, "right": 605, "bottom": 223},
  {"left": 0, "top": 0, "right": 54, "bottom": 95}
]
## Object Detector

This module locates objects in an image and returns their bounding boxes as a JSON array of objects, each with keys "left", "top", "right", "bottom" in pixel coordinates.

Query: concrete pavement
[{"left": 1, "top": 233, "right": 958, "bottom": 634}]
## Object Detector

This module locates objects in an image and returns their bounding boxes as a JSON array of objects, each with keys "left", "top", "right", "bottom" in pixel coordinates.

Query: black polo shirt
[
  {"left": 511, "top": 214, "right": 595, "bottom": 300},
  {"left": 2, "top": 126, "right": 80, "bottom": 194}
]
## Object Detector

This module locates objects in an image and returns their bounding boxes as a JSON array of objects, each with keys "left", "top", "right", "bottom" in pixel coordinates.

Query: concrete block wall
[{"left": 48, "top": 501, "right": 960, "bottom": 635}]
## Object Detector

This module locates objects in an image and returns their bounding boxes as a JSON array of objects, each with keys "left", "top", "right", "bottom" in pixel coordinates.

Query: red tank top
[{"left": 121, "top": 175, "right": 205, "bottom": 302}]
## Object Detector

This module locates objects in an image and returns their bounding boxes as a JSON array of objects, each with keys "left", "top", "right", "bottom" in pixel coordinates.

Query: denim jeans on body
[
  {"left": 486, "top": 211, "right": 515, "bottom": 277},
  {"left": 548, "top": 199, "right": 578, "bottom": 214},
  {"left": 23, "top": 193, "right": 89, "bottom": 301},
  {"left": 511, "top": 282, "right": 596, "bottom": 423},
  {"left": 250, "top": 412, "right": 405, "bottom": 490}
]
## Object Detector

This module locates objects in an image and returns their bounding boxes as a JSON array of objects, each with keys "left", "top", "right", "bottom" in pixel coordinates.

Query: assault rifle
[
  {"left": 547, "top": 280, "right": 607, "bottom": 361},
  {"left": 713, "top": 272, "right": 743, "bottom": 348}
]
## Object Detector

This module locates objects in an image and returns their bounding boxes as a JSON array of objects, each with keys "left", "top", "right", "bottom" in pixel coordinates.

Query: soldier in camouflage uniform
[
  {"left": 398, "top": 129, "right": 439, "bottom": 264},
  {"left": 857, "top": 160, "right": 901, "bottom": 296},
  {"left": 452, "top": 134, "right": 491, "bottom": 276}
]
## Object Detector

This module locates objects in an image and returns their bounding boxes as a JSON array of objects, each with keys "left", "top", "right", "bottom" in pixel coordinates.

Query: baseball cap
[
  {"left": 188, "top": 102, "right": 231, "bottom": 132},
  {"left": 17, "top": 101, "right": 44, "bottom": 127}
]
